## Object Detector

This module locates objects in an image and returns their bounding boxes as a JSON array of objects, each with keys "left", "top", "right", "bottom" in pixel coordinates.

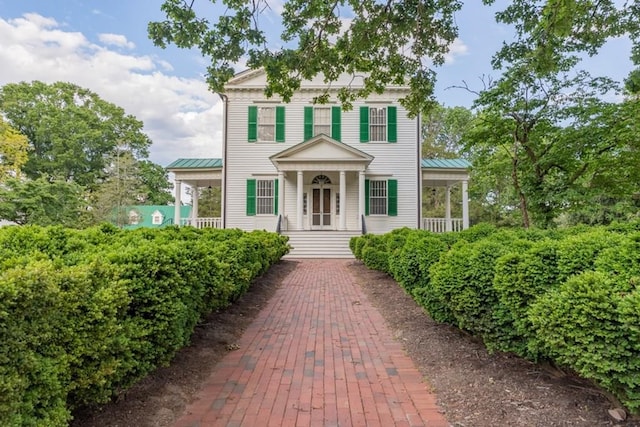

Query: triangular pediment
[
  {"left": 270, "top": 135, "right": 374, "bottom": 166},
  {"left": 225, "top": 68, "right": 269, "bottom": 88}
]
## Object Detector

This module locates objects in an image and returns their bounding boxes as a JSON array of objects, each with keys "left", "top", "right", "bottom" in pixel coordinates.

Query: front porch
[
  {"left": 421, "top": 158, "right": 470, "bottom": 233},
  {"left": 166, "top": 158, "right": 223, "bottom": 228}
]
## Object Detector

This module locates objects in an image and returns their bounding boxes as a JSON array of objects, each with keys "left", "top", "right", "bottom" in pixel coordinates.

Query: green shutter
[
  {"left": 359, "top": 106, "right": 369, "bottom": 143},
  {"left": 387, "top": 106, "right": 397, "bottom": 143},
  {"left": 248, "top": 106, "right": 257, "bottom": 142},
  {"left": 365, "top": 179, "right": 370, "bottom": 216},
  {"left": 304, "top": 106, "right": 313, "bottom": 140},
  {"left": 275, "top": 106, "right": 285, "bottom": 142},
  {"left": 331, "top": 106, "right": 341, "bottom": 141},
  {"left": 274, "top": 179, "right": 279, "bottom": 215},
  {"left": 388, "top": 179, "right": 397, "bottom": 216},
  {"left": 246, "top": 179, "right": 256, "bottom": 216}
]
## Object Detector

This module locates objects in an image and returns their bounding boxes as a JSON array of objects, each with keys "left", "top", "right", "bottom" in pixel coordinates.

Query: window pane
[
  {"left": 369, "top": 107, "right": 387, "bottom": 141},
  {"left": 314, "top": 107, "right": 331, "bottom": 136},
  {"left": 258, "top": 107, "right": 275, "bottom": 141},
  {"left": 256, "top": 179, "right": 274, "bottom": 214},
  {"left": 369, "top": 180, "right": 387, "bottom": 215}
]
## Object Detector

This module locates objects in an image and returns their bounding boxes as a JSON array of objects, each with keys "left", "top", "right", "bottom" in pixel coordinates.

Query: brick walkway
[{"left": 173, "top": 259, "right": 449, "bottom": 427}]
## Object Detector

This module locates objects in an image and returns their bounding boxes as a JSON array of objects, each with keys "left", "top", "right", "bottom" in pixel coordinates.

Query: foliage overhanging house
[{"left": 167, "top": 69, "right": 470, "bottom": 257}]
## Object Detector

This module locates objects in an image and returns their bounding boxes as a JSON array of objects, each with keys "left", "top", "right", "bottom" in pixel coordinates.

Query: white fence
[
  {"left": 422, "top": 218, "right": 463, "bottom": 233},
  {"left": 181, "top": 217, "right": 223, "bottom": 229}
]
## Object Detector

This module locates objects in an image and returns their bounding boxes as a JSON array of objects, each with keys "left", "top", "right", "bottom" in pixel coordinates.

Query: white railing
[
  {"left": 181, "top": 217, "right": 223, "bottom": 229},
  {"left": 422, "top": 218, "right": 463, "bottom": 233}
]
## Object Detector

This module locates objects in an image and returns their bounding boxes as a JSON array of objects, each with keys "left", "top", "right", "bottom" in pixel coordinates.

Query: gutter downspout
[{"left": 218, "top": 93, "right": 229, "bottom": 229}]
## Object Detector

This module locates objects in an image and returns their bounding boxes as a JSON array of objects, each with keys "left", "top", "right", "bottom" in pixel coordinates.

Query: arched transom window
[{"left": 311, "top": 175, "right": 331, "bottom": 185}]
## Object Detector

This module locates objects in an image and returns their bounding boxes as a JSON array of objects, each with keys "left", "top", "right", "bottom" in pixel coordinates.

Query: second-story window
[
  {"left": 303, "top": 106, "right": 341, "bottom": 141},
  {"left": 359, "top": 106, "right": 397, "bottom": 143},
  {"left": 258, "top": 107, "right": 275, "bottom": 141},
  {"left": 248, "top": 106, "right": 285, "bottom": 142},
  {"left": 369, "top": 107, "right": 387, "bottom": 142},
  {"left": 313, "top": 107, "right": 331, "bottom": 136}
]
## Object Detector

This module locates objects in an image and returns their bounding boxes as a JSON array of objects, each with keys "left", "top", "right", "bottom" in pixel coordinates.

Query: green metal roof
[
  {"left": 166, "top": 158, "right": 223, "bottom": 169},
  {"left": 421, "top": 158, "right": 471, "bottom": 169},
  {"left": 114, "top": 205, "right": 192, "bottom": 229}
]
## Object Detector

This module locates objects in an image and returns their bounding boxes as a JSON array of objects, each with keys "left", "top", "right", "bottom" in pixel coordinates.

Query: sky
[{"left": 0, "top": 1, "right": 634, "bottom": 169}]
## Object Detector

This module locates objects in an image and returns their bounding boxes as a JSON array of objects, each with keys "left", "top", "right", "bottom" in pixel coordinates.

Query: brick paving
[{"left": 173, "top": 259, "right": 449, "bottom": 427}]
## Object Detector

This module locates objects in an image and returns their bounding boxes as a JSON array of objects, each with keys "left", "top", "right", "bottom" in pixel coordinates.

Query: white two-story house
[{"left": 167, "top": 69, "right": 470, "bottom": 257}]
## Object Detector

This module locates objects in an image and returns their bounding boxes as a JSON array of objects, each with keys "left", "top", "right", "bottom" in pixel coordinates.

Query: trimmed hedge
[
  {"left": 0, "top": 225, "right": 289, "bottom": 426},
  {"left": 351, "top": 222, "right": 640, "bottom": 415}
]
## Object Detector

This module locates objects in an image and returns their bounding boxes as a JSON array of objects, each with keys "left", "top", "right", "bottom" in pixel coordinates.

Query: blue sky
[{"left": 0, "top": 1, "right": 634, "bottom": 167}]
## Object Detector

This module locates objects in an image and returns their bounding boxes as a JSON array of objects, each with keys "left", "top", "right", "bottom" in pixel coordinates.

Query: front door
[{"left": 311, "top": 187, "right": 331, "bottom": 229}]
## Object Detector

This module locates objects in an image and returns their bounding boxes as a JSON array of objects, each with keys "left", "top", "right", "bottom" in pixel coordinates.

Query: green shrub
[
  {"left": 528, "top": 271, "right": 640, "bottom": 412},
  {"left": 0, "top": 225, "right": 289, "bottom": 426}
]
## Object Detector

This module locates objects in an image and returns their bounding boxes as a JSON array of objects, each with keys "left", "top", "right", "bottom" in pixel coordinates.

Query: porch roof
[
  {"left": 166, "top": 158, "right": 223, "bottom": 170},
  {"left": 421, "top": 158, "right": 470, "bottom": 169}
]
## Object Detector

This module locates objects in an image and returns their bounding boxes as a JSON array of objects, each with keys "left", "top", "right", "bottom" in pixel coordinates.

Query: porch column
[
  {"left": 192, "top": 186, "right": 199, "bottom": 227},
  {"left": 358, "top": 170, "right": 365, "bottom": 230},
  {"left": 297, "top": 171, "right": 304, "bottom": 230},
  {"left": 278, "top": 171, "right": 284, "bottom": 219},
  {"left": 462, "top": 180, "right": 470, "bottom": 229},
  {"left": 339, "top": 170, "right": 346, "bottom": 230},
  {"left": 445, "top": 185, "right": 452, "bottom": 232},
  {"left": 174, "top": 180, "right": 182, "bottom": 225}
]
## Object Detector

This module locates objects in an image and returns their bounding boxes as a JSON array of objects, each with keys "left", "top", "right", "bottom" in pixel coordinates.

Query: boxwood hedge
[
  {"left": 0, "top": 225, "right": 289, "bottom": 426},
  {"left": 351, "top": 221, "right": 640, "bottom": 415}
]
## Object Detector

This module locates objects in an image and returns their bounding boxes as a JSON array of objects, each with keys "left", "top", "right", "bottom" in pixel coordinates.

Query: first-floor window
[
  {"left": 246, "top": 178, "right": 279, "bottom": 216},
  {"left": 369, "top": 180, "right": 387, "bottom": 215},
  {"left": 365, "top": 179, "right": 398, "bottom": 217},
  {"left": 257, "top": 179, "right": 274, "bottom": 215}
]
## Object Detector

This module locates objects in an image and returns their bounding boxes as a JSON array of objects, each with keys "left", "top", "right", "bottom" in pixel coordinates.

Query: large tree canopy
[
  {"left": 149, "top": 0, "right": 462, "bottom": 116},
  {"left": 0, "top": 81, "right": 151, "bottom": 187}
]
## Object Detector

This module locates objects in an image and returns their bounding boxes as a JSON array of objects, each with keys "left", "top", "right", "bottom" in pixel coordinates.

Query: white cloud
[
  {"left": 98, "top": 33, "right": 135, "bottom": 49},
  {"left": 0, "top": 13, "right": 222, "bottom": 169},
  {"left": 443, "top": 38, "right": 469, "bottom": 64}
]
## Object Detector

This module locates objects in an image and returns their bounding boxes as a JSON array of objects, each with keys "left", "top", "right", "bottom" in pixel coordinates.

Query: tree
[
  {"left": 0, "top": 81, "right": 151, "bottom": 188},
  {"left": 465, "top": 61, "right": 640, "bottom": 228},
  {"left": 149, "top": 0, "right": 462, "bottom": 116},
  {"left": 421, "top": 105, "right": 473, "bottom": 159},
  {"left": 0, "top": 118, "right": 29, "bottom": 182},
  {"left": 88, "top": 153, "right": 174, "bottom": 225},
  {"left": 137, "top": 160, "right": 174, "bottom": 205},
  {"left": 0, "top": 177, "right": 86, "bottom": 227},
  {"left": 485, "top": 1, "right": 639, "bottom": 72}
]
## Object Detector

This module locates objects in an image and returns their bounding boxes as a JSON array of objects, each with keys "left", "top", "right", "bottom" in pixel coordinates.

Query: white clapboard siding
[{"left": 223, "top": 70, "right": 419, "bottom": 234}]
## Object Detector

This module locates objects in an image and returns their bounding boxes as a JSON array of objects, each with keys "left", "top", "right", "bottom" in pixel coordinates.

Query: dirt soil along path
[{"left": 72, "top": 259, "right": 640, "bottom": 427}]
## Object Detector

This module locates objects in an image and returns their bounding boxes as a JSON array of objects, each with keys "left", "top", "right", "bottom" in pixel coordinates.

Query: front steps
[{"left": 282, "top": 231, "right": 359, "bottom": 258}]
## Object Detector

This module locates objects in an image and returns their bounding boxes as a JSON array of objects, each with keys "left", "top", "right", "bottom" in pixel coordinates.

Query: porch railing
[
  {"left": 422, "top": 218, "right": 463, "bottom": 233},
  {"left": 181, "top": 217, "right": 223, "bottom": 229}
]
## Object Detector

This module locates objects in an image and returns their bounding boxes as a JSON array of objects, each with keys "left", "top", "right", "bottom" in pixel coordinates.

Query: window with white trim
[
  {"left": 258, "top": 107, "right": 275, "bottom": 141},
  {"left": 369, "top": 180, "right": 387, "bottom": 215},
  {"left": 313, "top": 107, "right": 331, "bottom": 136},
  {"left": 151, "top": 211, "right": 163, "bottom": 225},
  {"left": 369, "top": 107, "right": 387, "bottom": 142},
  {"left": 257, "top": 179, "right": 275, "bottom": 215},
  {"left": 129, "top": 210, "right": 140, "bottom": 225}
]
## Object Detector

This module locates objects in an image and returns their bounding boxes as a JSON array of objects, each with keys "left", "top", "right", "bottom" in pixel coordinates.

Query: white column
[
  {"left": 358, "top": 170, "right": 365, "bottom": 230},
  {"left": 445, "top": 185, "right": 452, "bottom": 232},
  {"left": 339, "top": 170, "right": 346, "bottom": 230},
  {"left": 174, "top": 180, "right": 182, "bottom": 225},
  {"left": 192, "top": 186, "right": 199, "bottom": 227},
  {"left": 297, "top": 171, "right": 304, "bottom": 230},
  {"left": 278, "top": 171, "right": 284, "bottom": 219},
  {"left": 462, "top": 180, "right": 469, "bottom": 230}
]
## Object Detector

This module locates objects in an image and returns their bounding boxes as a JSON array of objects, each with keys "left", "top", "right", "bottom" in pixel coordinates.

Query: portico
[{"left": 269, "top": 134, "right": 373, "bottom": 232}]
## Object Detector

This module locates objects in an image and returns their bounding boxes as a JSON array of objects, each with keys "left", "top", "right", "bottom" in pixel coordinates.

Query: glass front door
[{"left": 312, "top": 188, "right": 331, "bottom": 228}]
